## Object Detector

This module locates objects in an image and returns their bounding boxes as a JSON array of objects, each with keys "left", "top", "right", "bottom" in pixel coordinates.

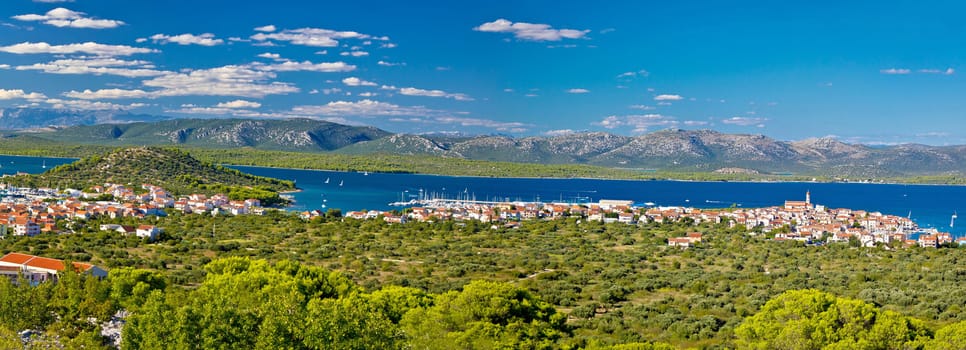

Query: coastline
[{"left": 224, "top": 163, "right": 966, "bottom": 188}]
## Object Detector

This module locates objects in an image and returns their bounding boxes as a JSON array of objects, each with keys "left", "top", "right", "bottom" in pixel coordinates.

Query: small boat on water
[{"left": 339, "top": 180, "right": 344, "bottom": 187}]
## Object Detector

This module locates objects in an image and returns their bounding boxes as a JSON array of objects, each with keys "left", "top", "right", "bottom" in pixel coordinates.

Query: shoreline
[
  {"left": 224, "top": 163, "right": 966, "bottom": 188},
  {"left": 1, "top": 152, "right": 963, "bottom": 188}
]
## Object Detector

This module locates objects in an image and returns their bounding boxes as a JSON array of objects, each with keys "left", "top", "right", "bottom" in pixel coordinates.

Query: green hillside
[{"left": 4, "top": 147, "right": 295, "bottom": 205}]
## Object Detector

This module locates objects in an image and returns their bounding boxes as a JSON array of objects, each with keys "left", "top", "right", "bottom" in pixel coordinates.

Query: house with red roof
[{"left": 0, "top": 253, "right": 107, "bottom": 284}]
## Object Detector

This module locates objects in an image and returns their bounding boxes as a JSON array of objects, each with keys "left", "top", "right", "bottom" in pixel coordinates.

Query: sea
[{"left": 2, "top": 154, "right": 964, "bottom": 237}]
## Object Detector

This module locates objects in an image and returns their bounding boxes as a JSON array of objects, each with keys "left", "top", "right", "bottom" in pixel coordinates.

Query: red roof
[
  {"left": 0, "top": 252, "right": 94, "bottom": 273},
  {"left": 0, "top": 252, "right": 33, "bottom": 264}
]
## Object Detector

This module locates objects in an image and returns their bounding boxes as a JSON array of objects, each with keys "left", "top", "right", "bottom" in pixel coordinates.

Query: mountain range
[{"left": 5, "top": 109, "right": 966, "bottom": 177}]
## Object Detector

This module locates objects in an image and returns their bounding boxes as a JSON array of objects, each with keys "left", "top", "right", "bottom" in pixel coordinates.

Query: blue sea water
[
  {"left": 229, "top": 165, "right": 966, "bottom": 237},
  {"left": 1, "top": 154, "right": 962, "bottom": 237}
]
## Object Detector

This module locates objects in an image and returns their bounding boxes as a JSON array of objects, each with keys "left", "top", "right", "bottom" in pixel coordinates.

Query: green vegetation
[
  {"left": 2, "top": 146, "right": 294, "bottom": 205},
  {"left": 4, "top": 212, "right": 966, "bottom": 348}
]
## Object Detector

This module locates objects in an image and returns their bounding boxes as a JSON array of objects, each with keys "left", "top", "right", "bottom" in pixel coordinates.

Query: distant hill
[
  {"left": 339, "top": 129, "right": 966, "bottom": 177},
  {"left": 0, "top": 108, "right": 172, "bottom": 130},
  {"left": 14, "top": 116, "right": 966, "bottom": 178},
  {"left": 25, "top": 118, "right": 390, "bottom": 151},
  {"left": 4, "top": 147, "right": 295, "bottom": 205}
]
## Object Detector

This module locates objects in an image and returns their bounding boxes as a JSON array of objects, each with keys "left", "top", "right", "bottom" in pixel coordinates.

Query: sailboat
[
  {"left": 324, "top": 177, "right": 330, "bottom": 184},
  {"left": 41, "top": 160, "right": 46, "bottom": 169},
  {"left": 952, "top": 212, "right": 958, "bottom": 228},
  {"left": 339, "top": 180, "right": 344, "bottom": 187},
  {"left": 363, "top": 171, "right": 369, "bottom": 176}
]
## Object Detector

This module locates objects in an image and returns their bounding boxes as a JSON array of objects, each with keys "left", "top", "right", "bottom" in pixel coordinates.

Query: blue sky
[{"left": 1, "top": 0, "right": 965, "bottom": 144}]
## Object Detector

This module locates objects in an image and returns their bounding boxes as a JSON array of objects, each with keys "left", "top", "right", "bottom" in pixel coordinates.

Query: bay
[
  {"left": 0, "top": 154, "right": 962, "bottom": 237},
  {"left": 230, "top": 165, "right": 966, "bottom": 237}
]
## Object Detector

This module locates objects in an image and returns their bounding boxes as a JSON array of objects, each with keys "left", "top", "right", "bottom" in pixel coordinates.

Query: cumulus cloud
[
  {"left": 251, "top": 27, "right": 389, "bottom": 48},
  {"left": 12, "top": 7, "right": 124, "bottom": 29},
  {"left": 566, "top": 88, "right": 590, "bottom": 94},
  {"left": 64, "top": 88, "right": 152, "bottom": 99},
  {"left": 721, "top": 116, "right": 767, "bottom": 127},
  {"left": 16, "top": 58, "right": 166, "bottom": 78},
  {"left": 44, "top": 98, "right": 144, "bottom": 110},
  {"left": 595, "top": 114, "right": 679, "bottom": 133},
  {"left": 256, "top": 52, "right": 285, "bottom": 61},
  {"left": 255, "top": 60, "right": 355, "bottom": 73},
  {"left": 291, "top": 99, "right": 437, "bottom": 116},
  {"left": 398, "top": 87, "right": 473, "bottom": 101},
  {"left": 150, "top": 33, "right": 223, "bottom": 46},
  {"left": 0, "top": 41, "right": 156, "bottom": 56},
  {"left": 0, "top": 89, "right": 46, "bottom": 100},
  {"left": 880, "top": 68, "right": 911, "bottom": 75},
  {"left": 66, "top": 64, "right": 301, "bottom": 99},
  {"left": 474, "top": 18, "right": 590, "bottom": 41},
  {"left": 544, "top": 129, "right": 576, "bottom": 136},
  {"left": 432, "top": 116, "right": 529, "bottom": 132},
  {"left": 254, "top": 25, "right": 276, "bottom": 32},
  {"left": 653, "top": 94, "right": 683, "bottom": 101},
  {"left": 216, "top": 100, "right": 261, "bottom": 109},
  {"left": 339, "top": 51, "right": 369, "bottom": 57},
  {"left": 342, "top": 77, "right": 377, "bottom": 86}
]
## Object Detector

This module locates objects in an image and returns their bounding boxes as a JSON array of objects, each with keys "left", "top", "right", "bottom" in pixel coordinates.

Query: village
[
  {"left": 0, "top": 182, "right": 265, "bottom": 241},
  {"left": 0, "top": 181, "right": 956, "bottom": 250},
  {"left": 306, "top": 191, "right": 957, "bottom": 249}
]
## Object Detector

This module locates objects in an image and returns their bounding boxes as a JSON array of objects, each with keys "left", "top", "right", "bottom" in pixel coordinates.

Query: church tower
[{"left": 806, "top": 191, "right": 811, "bottom": 205}]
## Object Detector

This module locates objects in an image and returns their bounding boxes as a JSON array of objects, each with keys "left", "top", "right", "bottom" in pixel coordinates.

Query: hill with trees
[{"left": 3, "top": 147, "right": 294, "bottom": 205}]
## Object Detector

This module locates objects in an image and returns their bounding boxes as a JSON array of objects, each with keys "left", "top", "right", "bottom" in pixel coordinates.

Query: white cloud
[
  {"left": 257, "top": 52, "right": 284, "bottom": 61},
  {"left": 721, "top": 116, "right": 768, "bottom": 127},
  {"left": 474, "top": 18, "right": 590, "bottom": 41},
  {"left": 0, "top": 64, "right": 10, "bottom": 69},
  {"left": 255, "top": 60, "right": 355, "bottom": 73},
  {"left": 617, "top": 70, "right": 649, "bottom": 79},
  {"left": 654, "top": 94, "right": 683, "bottom": 101},
  {"left": 254, "top": 25, "right": 276, "bottom": 32},
  {"left": 377, "top": 60, "right": 405, "bottom": 67},
  {"left": 12, "top": 7, "right": 124, "bottom": 29},
  {"left": 432, "top": 116, "right": 529, "bottom": 132},
  {"left": 291, "top": 99, "right": 437, "bottom": 116},
  {"left": 216, "top": 100, "right": 261, "bottom": 109},
  {"left": 629, "top": 104, "right": 655, "bottom": 110},
  {"left": 251, "top": 27, "right": 388, "bottom": 47},
  {"left": 44, "top": 98, "right": 144, "bottom": 110},
  {"left": 0, "top": 89, "right": 46, "bottom": 100},
  {"left": 595, "top": 114, "right": 678, "bottom": 133},
  {"left": 342, "top": 77, "right": 377, "bottom": 86},
  {"left": 398, "top": 87, "right": 473, "bottom": 101},
  {"left": 16, "top": 58, "right": 166, "bottom": 78},
  {"left": 358, "top": 92, "right": 376, "bottom": 97},
  {"left": 880, "top": 68, "right": 911, "bottom": 75},
  {"left": 64, "top": 88, "right": 152, "bottom": 99},
  {"left": 544, "top": 129, "right": 576, "bottom": 136},
  {"left": 66, "top": 64, "right": 301, "bottom": 99},
  {"left": 918, "top": 68, "right": 955, "bottom": 75},
  {"left": 321, "top": 88, "right": 342, "bottom": 95},
  {"left": 150, "top": 33, "right": 223, "bottom": 46},
  {"left": 566, "top": 88, "right": 590, "bottom": 94},
  {"left": 683, "top": 120, "right": 709, "bottom": 126},
  {"left": 0, "top": 42, "right": 156, "bottom": 56},
  {"left": 339, "top": 51, "right": 369, "bottom": 57}
]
